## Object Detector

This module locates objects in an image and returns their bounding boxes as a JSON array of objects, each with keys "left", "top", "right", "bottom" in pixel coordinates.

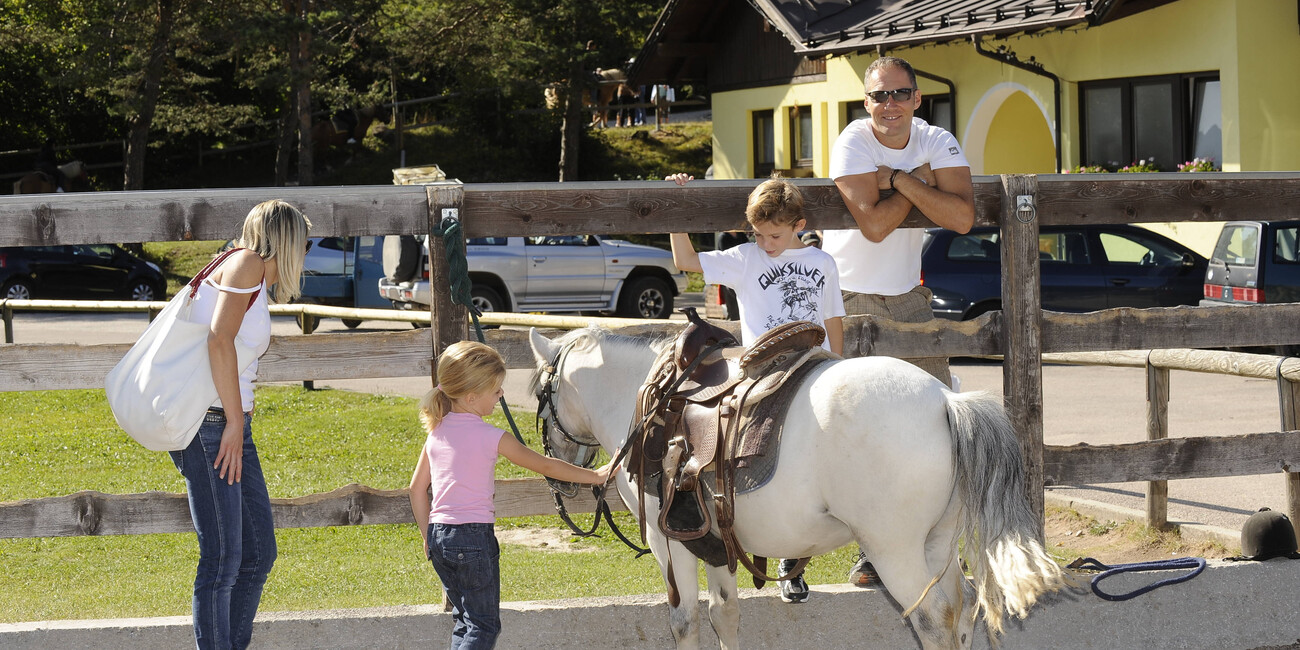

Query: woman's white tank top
[{"left": 190, "top": 272, "right": 271, "bottom": 412}]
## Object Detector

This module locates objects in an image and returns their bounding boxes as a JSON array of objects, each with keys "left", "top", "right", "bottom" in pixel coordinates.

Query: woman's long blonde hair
[
  {"left": 237, "top": 199, "right": 312, "bottom": 303},
  {"left": 419, "top": 341, "right": 507, "bottom": 431}
]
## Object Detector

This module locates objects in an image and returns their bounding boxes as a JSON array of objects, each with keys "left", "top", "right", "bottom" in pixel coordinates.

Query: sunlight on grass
[{"left": 1, "top": 386, "right": 865, "bottom": 623}]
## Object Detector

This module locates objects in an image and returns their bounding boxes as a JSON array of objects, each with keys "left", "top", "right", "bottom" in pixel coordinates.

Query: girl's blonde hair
[
  {"left": 745, "top": 178, "right": 805, "bottom": 228},
  {"left": 419, "top": 341, "right": 507, "bottom": 431},
  {"left": 237, "top": 199, "right": 312, "bottom": 303}
]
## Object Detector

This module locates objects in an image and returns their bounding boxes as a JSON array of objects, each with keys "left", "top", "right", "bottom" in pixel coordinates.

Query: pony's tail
[{"left": 946, "top": 391, "right": 1073, "bottom": 639}]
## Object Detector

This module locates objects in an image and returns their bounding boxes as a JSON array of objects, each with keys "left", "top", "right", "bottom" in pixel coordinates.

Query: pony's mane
[{"left": 527, "top": 326, "right": 672, "bottom": 393}]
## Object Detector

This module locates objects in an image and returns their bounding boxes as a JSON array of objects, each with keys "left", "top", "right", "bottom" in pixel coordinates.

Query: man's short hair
[{"left": 864, "top": 56, "right": 918, "bottom": 90}]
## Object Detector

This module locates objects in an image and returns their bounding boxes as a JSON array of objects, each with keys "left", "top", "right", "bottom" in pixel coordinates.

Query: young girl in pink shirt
[{"left": 408, "top": 341, "right": 615, "bottom": 649}]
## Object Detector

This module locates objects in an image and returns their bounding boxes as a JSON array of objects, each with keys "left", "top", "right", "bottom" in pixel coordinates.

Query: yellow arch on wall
[{"left": 964, "top": 83, "right": 1057, "bottom": 174}]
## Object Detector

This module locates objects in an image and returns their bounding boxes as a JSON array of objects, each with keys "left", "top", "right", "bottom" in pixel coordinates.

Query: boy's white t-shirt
[
  {"left": 698, "top": 243, "right": 845, "bottom": 350},
  {"left": 824, "top": 117, "right": 970, "bottom": 296}
]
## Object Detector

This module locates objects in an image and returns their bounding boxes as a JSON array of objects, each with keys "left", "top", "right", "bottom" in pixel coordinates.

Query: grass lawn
[{"left": 0, "top": 386, "right": 857, "bottom": 623}]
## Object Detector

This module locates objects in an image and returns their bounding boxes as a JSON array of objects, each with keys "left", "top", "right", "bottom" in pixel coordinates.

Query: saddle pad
[{"left": 733, "top": 354, "right": 832, "bottom": 494}]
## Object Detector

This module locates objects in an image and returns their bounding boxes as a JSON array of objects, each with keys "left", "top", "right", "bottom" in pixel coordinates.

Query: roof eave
[{"left": 793, "top": 14, "right": 1093, "bottom": 57}]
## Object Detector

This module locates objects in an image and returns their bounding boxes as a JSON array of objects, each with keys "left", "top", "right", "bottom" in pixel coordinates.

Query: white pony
[{"left": 528, "top": 327, "right": 1070, "bottom": 650}]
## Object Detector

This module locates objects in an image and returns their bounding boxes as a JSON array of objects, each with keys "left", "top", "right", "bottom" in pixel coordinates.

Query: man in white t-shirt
[
  {"left": 825, "top": 55, "right": 975, "bottom": 589},
  {"left": 824, "top": 55, "right": 974, "bottom": 386}
]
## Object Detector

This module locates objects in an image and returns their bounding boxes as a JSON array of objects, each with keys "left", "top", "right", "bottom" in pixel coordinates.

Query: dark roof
[
  {"left": 767, "top": 0, "right": 1142, "bottom": 55},
  {"left": 631, "top": 0, "right": 1173, "bottom": 83}
]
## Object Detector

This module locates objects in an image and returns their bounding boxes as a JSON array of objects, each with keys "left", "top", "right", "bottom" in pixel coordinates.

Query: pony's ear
[{"left": 528, "top": 327, "right": 557, "bottom": 366}]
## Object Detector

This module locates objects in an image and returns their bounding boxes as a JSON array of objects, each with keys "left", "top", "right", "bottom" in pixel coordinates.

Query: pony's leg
[
  {"left": 703, "top": 563, "right": 740, "bottom": 650},
  {"left": 872, "top": 548, "right": 965, "bottom": 650},
  {"left": 924, "top": 505, "right": 976, "bottom": 649},
  {"left": 647, "top": 530, "right": 705, "bottom": 649}
]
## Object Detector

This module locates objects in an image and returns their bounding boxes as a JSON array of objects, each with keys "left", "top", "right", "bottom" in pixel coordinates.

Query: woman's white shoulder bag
[{"left": 105, "top": 248, "right": 262, "bottom": 451}]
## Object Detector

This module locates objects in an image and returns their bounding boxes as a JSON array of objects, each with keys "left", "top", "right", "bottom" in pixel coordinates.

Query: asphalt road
[{"left": 15, "top": 297, "right": 1292, "bottom": 538}]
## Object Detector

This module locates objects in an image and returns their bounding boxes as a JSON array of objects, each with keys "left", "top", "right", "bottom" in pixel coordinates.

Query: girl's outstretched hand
[
  {"left": 594, "top": 460, "right": 621, "bottom": 485},
  {"left": 666, "top": 173, "right": 694, "bottom": 186}
]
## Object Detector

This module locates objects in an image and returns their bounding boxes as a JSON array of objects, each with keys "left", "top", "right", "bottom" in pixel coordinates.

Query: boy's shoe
[
  {"left": 848, "top": 552, "right": 883, "bottom": 588},
  {"left": 778, "top": 558, "right": 809, "bottom": 603}
]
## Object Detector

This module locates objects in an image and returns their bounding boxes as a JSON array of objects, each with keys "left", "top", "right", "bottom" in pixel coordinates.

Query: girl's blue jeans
[
  {"left": 426, "top": 522, "right": 501, "bottom": 649},
  {"left": 170, "top": 409, "right": 277, "bottom": 650}
]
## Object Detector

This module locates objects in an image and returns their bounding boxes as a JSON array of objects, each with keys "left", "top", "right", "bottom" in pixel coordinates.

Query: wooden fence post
[
  {"left": 999, "top": 174, "right": 1045, "bottom": 536},
  {"left": 1278, "top": 363, "right": 1300, "bottom": 542},
  {"left": 2, "top": 301, "right": 12, "bottom": 344},
  {"left": 427, "top": 181, "right": 468, "bottom": 383},
  {"left": 1145, "top": 354, "right": 1170, "bottom": 530}
]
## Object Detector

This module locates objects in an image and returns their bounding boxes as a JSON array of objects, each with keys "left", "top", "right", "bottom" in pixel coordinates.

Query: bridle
[{"left": 536, "top": 341, "right": 650, "bottom": 556}]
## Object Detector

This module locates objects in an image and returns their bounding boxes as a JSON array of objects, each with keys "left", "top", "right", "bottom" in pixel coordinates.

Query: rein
[
  {"left": 536, "top": 341, "right": 651, "bottom": 556},
  {"left": 536, "top": 336, "right": 735, "bottom": 557}
]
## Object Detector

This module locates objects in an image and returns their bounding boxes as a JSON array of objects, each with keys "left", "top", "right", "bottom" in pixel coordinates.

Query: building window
[
  {"left": 918, "top": 94, "right": 953, "bottom": 136},
  {"left": 843, "top": 94, "right": 952, "bottom": 135},
  {"left": 753, "top": 109, "right": 775, "bottom": 178},
  {"left": 846, "top": 101, "right": 868, "bottom": 125},
  {"left": 1080, "top": 73, "right": 1220, "bottom": 171},
  {"left": 789, "top": 105, "right": 813, "bottom": 168}
]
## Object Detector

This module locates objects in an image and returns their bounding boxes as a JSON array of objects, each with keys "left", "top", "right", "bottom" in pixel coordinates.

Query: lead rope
[
  {"left": 435, "top": 216, "right": 526, "bottom": 445},
  {"left": 1066, "top": 556, "right": 1206, "bottom": 601}
]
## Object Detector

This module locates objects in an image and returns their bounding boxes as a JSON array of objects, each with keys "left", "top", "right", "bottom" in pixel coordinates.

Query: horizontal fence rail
[
  {"left": 0, "top": 479, "right": 627, "bottom": 539},
  {"left": 5, "top": 173, "right": 1300, "bottom": 245},
  {"left": 7, "top": 305, "right": 1300, "bottom": 391}
]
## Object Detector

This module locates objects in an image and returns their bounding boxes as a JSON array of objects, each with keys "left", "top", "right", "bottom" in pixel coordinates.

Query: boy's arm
[
  {"left": 498, "top": 433, "right": 615, "bottom": 484},
  {"left": 669, "top": 233, "right": 703, "bottom": 273},
  {"left": 408, "top": 448, "right": 432, "bottom": 550},
  {"left": 824, "top": 316, "right": 844, "bottom": 356}
]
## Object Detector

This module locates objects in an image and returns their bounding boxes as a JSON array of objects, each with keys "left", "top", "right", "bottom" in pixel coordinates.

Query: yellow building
[{"left": 631, "top": 0, "right": 1300, "bottom": 254}]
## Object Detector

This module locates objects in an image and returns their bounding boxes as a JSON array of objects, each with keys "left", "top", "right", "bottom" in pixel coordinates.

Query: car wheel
[
  {"left": 2, "top": 278, "right": 34, "bottom": 300},
  {"left": 618, "top": 276, "right": 674, "bottom": 319},
  {"left": 296, "top": 313, "right": 320, "bottom": 334},
  {"left": 341, "top": 319, "right": 363, "bottom": 329},
  {"left": 128, "top": 280, "right": 161, "bottom": 302},
  {"left": 471, "top": 285, "right": 504, "bottom": 313}
]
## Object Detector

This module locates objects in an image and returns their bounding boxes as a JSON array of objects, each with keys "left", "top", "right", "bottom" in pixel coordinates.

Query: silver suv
[{"left": 379, "top": 234, "right": 688, "bottom": 319}]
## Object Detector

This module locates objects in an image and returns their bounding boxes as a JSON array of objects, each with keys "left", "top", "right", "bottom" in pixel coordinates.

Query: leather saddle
[{"left": 627, "top": 308, "right": 830, "bottom": 596}]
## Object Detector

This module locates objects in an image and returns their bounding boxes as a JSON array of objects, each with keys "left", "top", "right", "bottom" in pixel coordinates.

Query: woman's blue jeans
[
  {"left": 170, "top": 409, "right": 277, "bottom": 650},
  {"left": 426, "top": 522, "right": 501, "bottom": 649}
]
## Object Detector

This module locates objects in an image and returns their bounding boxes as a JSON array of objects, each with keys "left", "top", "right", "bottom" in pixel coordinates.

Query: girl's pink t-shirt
[{"left": 424, "top": 411, "right": 505, "bottom": 524}]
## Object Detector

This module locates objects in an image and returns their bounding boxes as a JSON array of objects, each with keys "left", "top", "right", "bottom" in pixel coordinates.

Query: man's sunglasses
[
  {"left": 304, "top": 239, "right": 313, "bottom": 253},
  {"left": 866, "top": 88, "right": 916, "bottom": 103}
]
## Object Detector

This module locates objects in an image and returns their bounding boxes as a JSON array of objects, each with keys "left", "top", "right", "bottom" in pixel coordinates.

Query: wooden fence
[{"left": 1, "top": 174, "right": 1299, "bottom": 540}]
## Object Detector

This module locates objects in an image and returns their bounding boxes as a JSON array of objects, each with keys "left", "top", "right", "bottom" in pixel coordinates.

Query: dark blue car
[
  {"left": 922, "top": 224, "right": 1208, "bottom": 320},
  {"left": 0, "top": 244, "right": 167, "bottom": 301}
]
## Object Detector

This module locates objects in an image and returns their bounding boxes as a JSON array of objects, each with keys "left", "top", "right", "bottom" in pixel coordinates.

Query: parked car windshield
[
  {"left": 1212, "top": 225, "right": 1260, "bottom": 265},
  {"left": 945, "top": 232, "right": 999, "bottom": 261}
]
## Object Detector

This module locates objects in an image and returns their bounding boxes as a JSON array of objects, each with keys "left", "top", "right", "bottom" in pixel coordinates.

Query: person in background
[
  {"left": 823, "top": 55, "right": 975, "bottom": 590},
  {"left": 650, "top": 84, "right": 675, "bottom": 126},
  {"left": 170, "top": 199, "right": 311, "bottom": 649},
  {"left": 33, "top": 139, "right": 67, "bottom": 192},
  {"left": 409, "top": 341, "right": 616, "bottom": 649}
]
